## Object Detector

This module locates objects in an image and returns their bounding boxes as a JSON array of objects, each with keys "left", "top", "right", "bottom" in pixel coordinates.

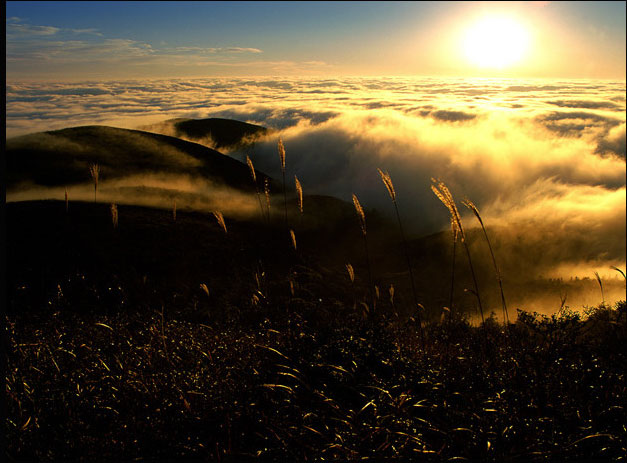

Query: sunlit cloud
[{"left": 6, "top": 76, "right": 626, "bottom": 283}]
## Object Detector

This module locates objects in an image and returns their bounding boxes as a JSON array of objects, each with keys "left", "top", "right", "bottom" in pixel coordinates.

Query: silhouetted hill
[
  {"left": 141, "top": 117, "right": 269, "bottom": 151},
  {"left": 6, "top": 125, "right": 272, "bottom": 191}
]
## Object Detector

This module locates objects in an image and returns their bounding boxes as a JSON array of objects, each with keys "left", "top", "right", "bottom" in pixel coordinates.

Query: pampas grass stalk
[
  {"left": 610, "top": 266, "right": 626, "bottom": 281},
  {"left": 278, "top": 138, "right": 288, "bottom": 230},
  {"left": 295, "top": 175, "right": 303, "bottom": 214},
  {"left": 448, "top": 217, "right": 458, "bottom": 320},
  {"left": 65, "top": 187, "right": 69, "bottom": 213},
  {"left": 462, "top": 198, "right": 510, "bottom": 325},
  {"left": 289, "top": 229, "right": 297, "bottom": 250},
  {"left": 352, "top": 194, "right": 375, "bottom": 313},
  {"left": 173, "top": 200, "right": 177, "bottom": 222},
  {"left": 247, "top": 155, "right": 267, "bottom": 224},
  {"left": 89, "top": 163, "right": 100, "bottom": 203},
  {"left": 346, "top": 263, "right": 356, "bottom": 310},
  {"left": 295, "top": 175, "right": 303, "bottom": 225},
  {"left": 213, "top": 211, "right": 227, "bottom": 234},
  {"left": 378, "top": 168, "right": 424, "bottom": 348},
  {"left": 264, "top": 178, "right": 271, "bottom": 223},
  {"left": 110, "top": 203, "right": 118, "bottom": 229},
  {"left": 594, "top": 271, "right": 605, "bottom": 305},
  {"left": 431, "top": 179, "right": 486, "bottom": 332}
]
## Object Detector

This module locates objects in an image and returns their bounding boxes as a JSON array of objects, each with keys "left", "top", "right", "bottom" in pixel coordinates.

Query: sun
[{"left": 463, "top": 15, "right": 530, "bottom": 69}]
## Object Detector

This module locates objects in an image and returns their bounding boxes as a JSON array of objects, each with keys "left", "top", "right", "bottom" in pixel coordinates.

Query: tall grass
[
  {"left": 447, "top": 217, "right": 459, "bottom": 321},
  {"left": 278, "top": 138, "right": 288, "bottom": 231},
  {"left": 289, "top": 229, "right": 297, "bottom": 251},
  {"left": 462, "top": 198, "right": 509, "bottom": 324},
  {"left": 264, "top": 178, "right": 271, "bottom": 223},
  {"left": 110, "top": 204, "right": 118, "bottom": 229},
  {"left": 213, "top": 211, "right": 227, "bottom": 234},
  {"left": 295, "top": 176, "right": 303, "bottom": 215},
  {"left": 352, "top": 194, "right": 375, "bottom": 313},
  {"left": 378, "top": 168, "right": 424, "bottom": 348},
  {"left": 431, "top": 179, "right": 486, "bottom": 331},
  {"left": 247, "top": 155, "right": 267, "bottom": 224},
  {"left": 89, "top": 163, "right": 100, "bottom": 203},
  {"left": 610, "top": 266, "right": 626, "bottom": 281},
  {"left": 594, "top": 272, "right": 605, "bottom": 305}
]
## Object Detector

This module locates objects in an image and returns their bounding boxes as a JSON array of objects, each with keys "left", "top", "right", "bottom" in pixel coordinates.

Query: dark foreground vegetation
[{"left": 5, "top": 201, "right": 627, "bottom": 461}]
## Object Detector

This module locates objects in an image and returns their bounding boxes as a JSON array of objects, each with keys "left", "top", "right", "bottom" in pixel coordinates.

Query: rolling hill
[
  {"left": 6, "top": 125, "right": 272, "bottom": 192},
  {"left": 139, "top": 117, "right": 269, "bottom": 151}
]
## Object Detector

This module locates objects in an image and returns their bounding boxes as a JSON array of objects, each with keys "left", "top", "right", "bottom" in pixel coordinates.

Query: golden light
[{"left": 463, "top": 15, "right": 530, "bottom": 69}]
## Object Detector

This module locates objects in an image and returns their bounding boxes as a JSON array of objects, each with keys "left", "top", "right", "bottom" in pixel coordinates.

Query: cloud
[
  {"left": 547, "top": 99, "right": 622, "bottom": 110},
  {"left": 5, "top": 76, "right": 626, "bottom": 284},
  {"left": 428, "top": 109, "right": 477, "bottom": 122},
  {"left": 536, "top": 110, "right": 621, "bottom": 137},
  {"left": 6, "top": 21, "right": 60, "bottom": 37},
  {"left": 5, "top": 19, "right": 266, "bottom": 74},
  {"left": 596, "top": 123, "right": 626, "bottom": 159}
]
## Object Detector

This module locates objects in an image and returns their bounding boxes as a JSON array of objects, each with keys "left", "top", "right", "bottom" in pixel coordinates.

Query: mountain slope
[
  {"left": 6, "top": 125, "right": 272, "bottom": 191},
  {"left": 140, "top": 117, "right": 269, "bottom": 151}
]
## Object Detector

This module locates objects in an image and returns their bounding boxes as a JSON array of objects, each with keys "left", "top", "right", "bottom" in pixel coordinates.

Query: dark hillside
[
  {"left": 140, "top": 117, "right": 269, "bottom": 151},
  {"left": 6, "top": 125, "right": 274, "bottom": 191}
]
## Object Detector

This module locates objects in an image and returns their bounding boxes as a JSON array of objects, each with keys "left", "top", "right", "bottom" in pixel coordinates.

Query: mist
[{"left": 7, "top": 76, "right": 626, "bottom": 291}]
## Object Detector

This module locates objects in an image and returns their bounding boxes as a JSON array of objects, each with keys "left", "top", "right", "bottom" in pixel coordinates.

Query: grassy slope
[
  {"left": 6, "top": 125, "right": 273, "bottom": 191},
  {"left": 6, "top": 200, "right": 627, "bottom": 461}
]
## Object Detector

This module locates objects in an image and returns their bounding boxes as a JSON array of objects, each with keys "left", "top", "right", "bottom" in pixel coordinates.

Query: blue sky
[{"left": 6, "top": 1, "right": 627, "bottom": 79}]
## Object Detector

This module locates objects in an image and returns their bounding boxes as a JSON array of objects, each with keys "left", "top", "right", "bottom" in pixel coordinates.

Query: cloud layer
[{"left": 6, "top": 76, "right": 627, "bottom": 288}]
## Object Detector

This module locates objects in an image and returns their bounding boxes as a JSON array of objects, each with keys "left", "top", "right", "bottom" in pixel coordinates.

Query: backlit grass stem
[
  {"left": 462, "top": 198, "right": 509, "bottom": 324},
  {"left": 431, "top": 179, "right": 486, "bottom": 335},
  {"left": 378, "top": 168, "right": 424, "bottom": 349},
  {"left": 247, "top": 155, "right": 267, "bottom": 224},
  {"left": 353, "top": 194, "right": 375, "bottom": 314},
  {"left": 278, "top": 138, "right": 288, "bottom": 232},
  {"left": 89, "top": 163, "right": 100, "bottom": 203}
]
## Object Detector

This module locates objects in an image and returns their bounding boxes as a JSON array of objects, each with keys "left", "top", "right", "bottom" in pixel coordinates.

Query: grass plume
[
  {"left": 278, "top": 138, "right": 288, "bottom": 230},
  {"left": 295, "top": 175, "right": 303, "bottom": 214},
  {"left": 378, "top": 168, "right": 423, "bottom": 348},
  {"left": 610, "top": 266, "right": 626, "bottom": 281},
  {"left": 594, "top": 272, "right": 605, "bottom": 304},
  {"left": 89, "top": 163, "right": 100, "bottom": 203},
  {"left": 352, "top": 194, "right": 375, "bottom": 313},
  {"left": 462, "top": 198, "right": 509, "bottom": 324},
  {"left": 264, "top": 178, "right": 271, "bottom": 222},
  {"left": 213, "top": 211, "right": 227, "bottom": 234},
  {"left": 247, "top": 155, "right": 267, "bottom": 224},
  {"left": 110, "top": 204, "right": 118, "bottom": 229},
  {"left": 431, "top": 179, "right": 486, "bottom": 331},
  {"left": 346, "top": 263, "right": 355, "bottom": 283},
  {"left": 290, "top": 229, "right": 297, "bottom": 250}
]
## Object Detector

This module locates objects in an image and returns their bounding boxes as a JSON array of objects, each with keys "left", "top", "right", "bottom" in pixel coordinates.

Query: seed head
[
  {"left": 377, "top": 168, "right": 396, "bottom": 201},
  {"left": 294, "top": 175, "right": 303, "bottom": 213},
  {"left": 352, "top": 194, "right": 366, "bottom": 235},
  {"left": 278, "top": 138, "right": 286, "bottom": 172},
  {"left": 346, "top": 263, "right": 355, "bottom": 283},
  {"left": 246, "top": 155, "right": 257, "bottom": 184},
  {"left": 213, "top": 211, "right": 227, "bottom": 234}
]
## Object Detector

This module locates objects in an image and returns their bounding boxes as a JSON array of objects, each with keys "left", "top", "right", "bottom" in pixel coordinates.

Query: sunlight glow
[{"left": 463, "top": 15, "right": 530, "bottom": 69}]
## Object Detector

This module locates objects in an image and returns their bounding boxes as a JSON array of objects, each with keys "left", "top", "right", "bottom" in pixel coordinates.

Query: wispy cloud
[{"left": 6, "top": 19, "right": 266, "bottom": 76}]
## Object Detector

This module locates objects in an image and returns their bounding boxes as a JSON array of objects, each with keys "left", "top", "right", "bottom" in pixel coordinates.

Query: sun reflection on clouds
[{"left": 6, "top": 76, "right": 626, "bottom": 283}]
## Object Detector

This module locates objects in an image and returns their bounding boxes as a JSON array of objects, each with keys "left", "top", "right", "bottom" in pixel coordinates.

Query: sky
[
  {"left": 5, "top": 2, "right": 627, "bottom": 297},
  {"left": 6, "top": 1, "right": 627, "bottom": 80}
]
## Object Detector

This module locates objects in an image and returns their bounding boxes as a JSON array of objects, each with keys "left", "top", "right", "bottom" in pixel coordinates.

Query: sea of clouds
[{"left": 6, "top": 76, "right": 626, "bottom": 285}]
